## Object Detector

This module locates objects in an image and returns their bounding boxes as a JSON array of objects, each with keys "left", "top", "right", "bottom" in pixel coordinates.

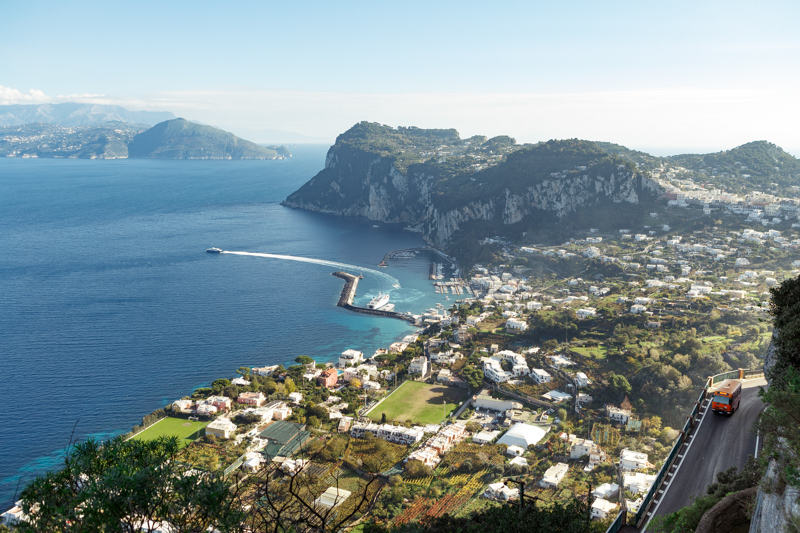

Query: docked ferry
[{"left": 367, "top": 293, "right": 390, "bottom": 310}]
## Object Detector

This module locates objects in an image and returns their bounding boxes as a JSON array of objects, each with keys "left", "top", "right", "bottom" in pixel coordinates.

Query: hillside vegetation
[{"left": 128, "top": 119, "right": 279, "bottom": 159}]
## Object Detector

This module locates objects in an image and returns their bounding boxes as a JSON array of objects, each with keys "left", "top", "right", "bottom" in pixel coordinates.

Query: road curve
[{"left": 646, "top": 378, "right": 766, "bottom": 525}]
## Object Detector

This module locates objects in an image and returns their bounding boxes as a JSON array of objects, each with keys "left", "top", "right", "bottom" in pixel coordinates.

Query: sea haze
[{"left": 0, "top": 146, "right": 452, "bottom": 506}]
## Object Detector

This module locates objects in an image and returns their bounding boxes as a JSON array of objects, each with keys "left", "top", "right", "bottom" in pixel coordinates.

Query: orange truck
[{"left": 711, "top": 379, "right": 742, "bottom": 415}]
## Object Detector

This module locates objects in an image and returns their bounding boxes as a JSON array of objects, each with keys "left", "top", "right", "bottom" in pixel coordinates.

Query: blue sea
[{"left": 0, "top": 146, "right": 452, "bottom": 507}]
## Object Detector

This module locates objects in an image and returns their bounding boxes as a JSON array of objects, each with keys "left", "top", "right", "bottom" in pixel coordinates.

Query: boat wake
[{"left": 221, "top": 251, "right": 401, "bottom": 287}]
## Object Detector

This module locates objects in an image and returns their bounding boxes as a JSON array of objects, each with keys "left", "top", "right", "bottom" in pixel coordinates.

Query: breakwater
[{"left": 331, "top": 271, "right": 416, "bottom": 323}]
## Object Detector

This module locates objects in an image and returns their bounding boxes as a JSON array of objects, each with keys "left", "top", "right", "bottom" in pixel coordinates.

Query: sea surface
[{"left": 0, "top": 146, "right": 453, "bottom": 507}]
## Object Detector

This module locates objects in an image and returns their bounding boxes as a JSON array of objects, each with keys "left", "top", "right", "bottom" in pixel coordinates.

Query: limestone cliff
[
  {"left": 283, "top": 122, "right": 663, "bottom": 249},
  {"left": 748, "top": 335, "right": 800, "bottom": 533}
]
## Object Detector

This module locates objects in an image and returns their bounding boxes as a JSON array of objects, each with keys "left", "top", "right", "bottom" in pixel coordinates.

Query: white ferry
[{"left": 367, "top": 293, "right": 390, "bottom": 310}]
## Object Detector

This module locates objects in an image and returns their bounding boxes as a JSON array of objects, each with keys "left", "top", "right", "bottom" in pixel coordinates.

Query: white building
[
  {"left": 630, "top": 304, "right": 647, "bottom": 314},
  {"left": 506, "top": 317, "right": 529, "bottom": 331},
  {"left": 482, "top": 358, "right": 511, "bottom": 383},
  {"left": 531, "top": 368, "right": 552, "bottom": 384},
  {"left": 339, "top": 349, "right": 364, "bottom": 368},
  {"left": 484, "top": 482, "right": 519, "bottom": 501},
  {"left": 591, "top": 498, "right": 618, "bottom": 520},
  {"left": 593, "top": 483, "right": 619, "bottom": 499},
  {"left": 497, "top": 423, "right": 548, "bottom": 449},
  {"left": 576, "top": 308, "right": 597, "bottom": 319},
  {"left": 314, "top": 487, "right": 352, "bottom": 509},
  {"left": 473, "top": 430, "right": 500, "bottom": 444},
  {"left": 540, "top": 462, "right": 569, "bottom": 488},
  {"left": 351, "top": 421, "right": 424, "bottom": 445},
  {"left": 607, "top": 406, "right": 631, "bottom": 424},
  {"left": 252, "top": 365, "right": 279, "bottom": 376},
  {"left": 575, "top": 372, "right": 590, "bottom": 387},
  {"left": 620, "top": 448, "right": 651, "bottom": 471},
  {"left": 473, "top": 394, "right": 521, "bottom": 412},
  {"left": 547, "top": 355, "right": 575, "bottom": 369},
  {"left": 569, "top": 438, "right": 595, "bottom": 459},
  {"left": 205, "top": 418, "right": 237, "bottom": 439},
  {"left": 1, "top": 502, "right": 26, "bottom": 526},
  {"left": 408, "top": 356, "right": 429, "bottom": 375},
  {"left": 506, "top": 445, "right": 526, "bottom": 457},
  {"left": 624, "top": 472, "right": 658, "bottom": 494}
]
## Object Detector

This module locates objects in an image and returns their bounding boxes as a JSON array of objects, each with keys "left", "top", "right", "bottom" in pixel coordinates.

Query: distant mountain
[
  {"left": 283, "top": 122, "right": 660, "bottom": 251},
  {"left": 128, "top": 119, "right": 281, "bottom": 160},
  {"left": 666, "top": 141, "right": 800, "bottom": 196},
  {"left": 0, "top": 103, "right": 176, "bottom": 127},
  {"left": 0, "top": 119, "right": 290, "bottom": 160}
]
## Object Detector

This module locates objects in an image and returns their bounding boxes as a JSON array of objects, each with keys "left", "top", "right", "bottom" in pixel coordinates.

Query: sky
[{"left": 2, "top": 0, "right": 799, "bottom": 154}]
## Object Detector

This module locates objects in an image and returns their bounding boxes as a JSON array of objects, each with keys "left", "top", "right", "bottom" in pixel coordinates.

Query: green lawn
[
  {"left": 569, "top": 344, "right": 608, "bottom": 360},
  {"left": 367, "top": 381, "right": 468, "bottom": 425},
  {"left": 131, "top": 416, "right": 209, "bottom": 448}
]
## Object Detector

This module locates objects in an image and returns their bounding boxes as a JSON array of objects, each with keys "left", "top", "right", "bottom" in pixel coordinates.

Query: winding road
[{"left": 641, "top": 378, "right": 766, "bottom": 530}]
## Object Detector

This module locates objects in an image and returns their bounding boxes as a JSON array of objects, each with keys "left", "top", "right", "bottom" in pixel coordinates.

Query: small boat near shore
[{"left": 206, "top": 247, "right": 222, "bottom": 253}]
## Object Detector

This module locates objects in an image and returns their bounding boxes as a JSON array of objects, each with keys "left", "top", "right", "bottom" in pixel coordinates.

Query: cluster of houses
[
  {"left": 406, "top": 424, "right": 468, "bottom": 468},
  {"left": 586, "top": 448, "right": 656, "bottom": 519}
]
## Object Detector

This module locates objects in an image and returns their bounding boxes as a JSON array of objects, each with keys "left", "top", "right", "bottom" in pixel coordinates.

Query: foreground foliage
[
  {"left": 363, "top": 497, "right": 605, "bottom": 533},
  {"left": 759, "top": 274, "right": 800, "bottom": 488},
  {"left": 17, "top": 436, "right": 244, "bottom": 532}
]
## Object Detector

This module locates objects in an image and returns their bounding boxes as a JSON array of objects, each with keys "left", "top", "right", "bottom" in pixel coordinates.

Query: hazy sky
[{"left": 3, "top": 0, "right": 799, "bottom": 154}]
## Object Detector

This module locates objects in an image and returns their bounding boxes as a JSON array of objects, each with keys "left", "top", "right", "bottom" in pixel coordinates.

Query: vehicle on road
[{"left": 711, "top": 379, "right": 743, "bottom": 415}]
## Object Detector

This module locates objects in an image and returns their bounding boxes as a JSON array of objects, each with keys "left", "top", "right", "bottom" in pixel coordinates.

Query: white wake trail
[{"left": 221, "top": 251, "right": 400, "bottom": 287}]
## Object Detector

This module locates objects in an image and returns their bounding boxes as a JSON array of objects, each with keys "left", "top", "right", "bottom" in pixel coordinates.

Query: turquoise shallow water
[{"left": 0, "top": 146, "right": 452, "bottom": 506}]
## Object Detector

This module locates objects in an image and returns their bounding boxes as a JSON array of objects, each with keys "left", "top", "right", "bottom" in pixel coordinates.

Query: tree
[
  {"left": 350, "top": 378, "right": 362, "bottom": 389},
  {"left": 464, "top": 421, "right": 481, "bottom": 433},
  {"left": 404, "top": 459, "right": 433, "bottom": 478},
  {"left": 16, "top": 436, "right": 244, "bottom": 532},
  {"left": 295, "top": 355, "right": 315, "bottom": 366},
  {"left": 212, "top": 378, "right": 232, "bottom": 393},
  {"left": 461, "top": 365, "right": 484, "bottom": 389},
  {"left": 237, "top": 366, "right": 252, "bottom": 378},
  {"left": 542, "top": 339, "right": 559, "bottom": 351},
  {"left": 284, "top": 377, "right": 297, "bottom": 395},
  {"left": 609, "top": 373, "right": 632, "bottom": 399}
]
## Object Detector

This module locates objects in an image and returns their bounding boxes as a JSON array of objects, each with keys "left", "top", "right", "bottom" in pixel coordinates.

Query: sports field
[
  {"left": 367, "top": 381, "right": 469, "bottom": 425},
  {"left": 131, "top": 416, "right": 209, "bottom": 448}
]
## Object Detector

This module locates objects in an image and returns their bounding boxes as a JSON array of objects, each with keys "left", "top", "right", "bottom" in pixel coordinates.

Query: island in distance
[{"left": 0, "top": 103, "right": 290, "bottom": 160}]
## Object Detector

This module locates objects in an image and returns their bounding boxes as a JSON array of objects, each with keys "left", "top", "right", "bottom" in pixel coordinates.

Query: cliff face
[
  {"left": 283, "top": 123, "right": 662, "bottom": 249},
  {"left": 748, "top": 335, "right": 800, "bottom": 533}
]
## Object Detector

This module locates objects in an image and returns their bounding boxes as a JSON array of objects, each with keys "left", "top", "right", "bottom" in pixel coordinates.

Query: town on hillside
[{"left": 4, "top": 176, "right": 794, "bottom": 529}]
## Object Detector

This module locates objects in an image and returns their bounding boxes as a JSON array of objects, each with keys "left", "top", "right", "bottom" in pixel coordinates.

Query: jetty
[{"left": 331, "top": 271, "right": 416, "bottom": 323}]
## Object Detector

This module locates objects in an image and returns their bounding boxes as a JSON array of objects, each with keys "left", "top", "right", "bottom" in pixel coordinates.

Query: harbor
[{"left": 331, "top": 271, "right": 416, "bottom": 323}]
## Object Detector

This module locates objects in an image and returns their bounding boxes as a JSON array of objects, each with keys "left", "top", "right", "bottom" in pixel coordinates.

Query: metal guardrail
[
  {"left": 710, "top": 370, "right": 739, "bottom": 385},
  {"left": 604, "top": 510, "right": 625, "bottom": 533},
  {"left": 223, "top": 453, "right": 246, "bottom": 477}
]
